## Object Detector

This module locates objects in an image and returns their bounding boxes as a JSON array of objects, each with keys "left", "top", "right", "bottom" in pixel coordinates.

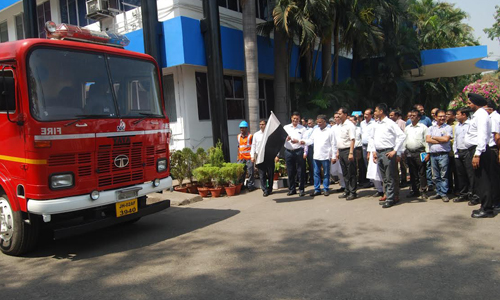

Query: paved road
[{"left": 2, "top": 185, "right": 500, "bottom": 299}]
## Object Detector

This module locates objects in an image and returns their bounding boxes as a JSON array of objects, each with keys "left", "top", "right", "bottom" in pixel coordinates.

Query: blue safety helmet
[{"left": 239, "top": 121, "right": 249, "bottom": 128}]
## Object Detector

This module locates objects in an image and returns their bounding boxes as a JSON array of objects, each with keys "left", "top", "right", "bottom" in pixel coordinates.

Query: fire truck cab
[{"left": 0, "top": 22, "right": 172, "bottom": 256}]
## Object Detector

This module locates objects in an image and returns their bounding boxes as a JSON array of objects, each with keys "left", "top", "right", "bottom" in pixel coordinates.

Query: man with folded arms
[
  {"left": 464, "top": 93, "right": 496, "bottom": 218},
  {"left": 302, "top": 115, "right": 337, "bottom": 196},
  {"left": 368, "top": 103, "right": 406, "bottom": 208},
  {"left": 426, "top": 110, "right": 453, "bottom": 202},
  {"left": 336, "top": 108, "right": 358, "bottom": 200},
  {"left": 404, "top": 109, "right": 429, "bottom": 199}
]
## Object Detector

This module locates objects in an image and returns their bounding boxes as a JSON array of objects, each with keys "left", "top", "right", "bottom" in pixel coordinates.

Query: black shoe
[
  {"left": 311, "top": 191, "right": 322, "bottom": 197},
  {"left": 346, "top": 194, "right": 356, "bottom": 200},
  {"left": 323, "top": 190, "right": 330, "bottom": 197},
  {"left": 382, "top": 201, "right": 394, "bottom": 208},
  {"left": 429, "top": 195, "right": 442, "bottom": 200},
  {"left": 263, "top": 191, "right": 268, "bottom": 197},
  {"left": 406, "top": 191, "right": 420, "bottom": 198},
  {"left": 299, "top": 190, "right": 306, "bottom": 197},
  {"left": 248, "top": 186, "right": 256, "bottom": 192},
  {"left": 468, "top": 199, "right": 480, "bottom": 206},
  {"left": 338, "top": 192, "right": 348, "bottom": 199},
  {"left": 379, "top": 200, "right": 386, "bottom": 205},
  {"left": 442, "top": 196, "right": 450, "bottom": 203},
  {"left": 453, "top": 195, "right": 467, "bottom": 203},
  {"left": 372, "top": 191, "right": 384, "bottom": 197},
  {"left": 471, "top": 209, "right": 495, "bottom": 218},
  {"left": 335, "top": 187, "right": 345, "bottom": 193},
  {"left": 420, "top": 193, "right": 428, "bottom": 200},
  {"left": 287, "top": 190, "right": 296, "bottom": 196}
]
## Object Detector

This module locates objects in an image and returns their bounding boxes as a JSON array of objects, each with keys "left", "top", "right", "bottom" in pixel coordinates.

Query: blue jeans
[
  {"left": 431, "top": 153, "right": 449, "bottom": 196},
  {"left": 314, "top": 160, "right": 331, "bottom": 192}
]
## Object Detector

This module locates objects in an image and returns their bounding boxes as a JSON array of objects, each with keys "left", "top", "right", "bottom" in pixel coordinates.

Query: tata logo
[
  {"left": 113, "top": 137, "right": 131, "bottom": 145},
  {"left": 114, "top": 155, "right": 129, "bottom": 168},
  {"left": 117, "top": 119, "right": 126, "bottom": 132}
]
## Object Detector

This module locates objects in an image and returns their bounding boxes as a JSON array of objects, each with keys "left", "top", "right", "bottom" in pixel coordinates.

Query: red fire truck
[{"left": 0, "top": 22, "right": 172, "bottom": 256}]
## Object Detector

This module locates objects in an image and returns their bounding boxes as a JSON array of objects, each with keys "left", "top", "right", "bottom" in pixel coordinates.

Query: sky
[{"left": 445, "top": 0, "right": 500, "bottom": 61}]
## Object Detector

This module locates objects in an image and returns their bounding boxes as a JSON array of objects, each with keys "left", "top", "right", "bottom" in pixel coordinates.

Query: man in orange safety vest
[{"left": 237, "top": 121, "right": 256, "bottom": 191}]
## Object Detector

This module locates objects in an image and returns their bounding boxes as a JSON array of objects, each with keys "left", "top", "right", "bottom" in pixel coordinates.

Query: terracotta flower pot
[
  {"left": 209, "top": 187, "right": 223, "bottom": 198},
  {"left": 186, "top": 184, "right": 199, "bottom": 194},
  {"left": 224, "top": 185, "right": 237, "bottom": 197},
  {"left": 197, "top": 187, "right": 210, "bottom": 197},
  {"left": 174, "top": 186, "right": 188, "bottom": 193},
  {"left": 235, "top": 183, "right": 242, "bottom": 195},
  {"left": 273, "top": 173, "right": 279, "bottom": 180}
]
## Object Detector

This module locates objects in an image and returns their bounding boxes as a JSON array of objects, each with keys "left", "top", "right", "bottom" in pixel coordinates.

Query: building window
[
  {"left": 108, "top": 0, "right": 142, "bottom": 12},
  {"left": 15, "top": 14, "right": 24, "bottom": 40},
  {"left": 225, "top": 75, "right": 245, "bottom": 120},
  {"left": 163, "top": 74, "right": 177, "bottom": 122},
  {"left": 0, "top": 22, "right": 8, "bottom": 43},
  {"left": 217, "top": 0, "right": 272, "bottom": 20},
  {"left": 37, "top": 1, "right": 51, "bottom": 38},
  {"left": 196, "top": 72, "right": 210, "bottom": 120},
  {"left": 60, "top": 0, "right": 96, "bottom": 27}
]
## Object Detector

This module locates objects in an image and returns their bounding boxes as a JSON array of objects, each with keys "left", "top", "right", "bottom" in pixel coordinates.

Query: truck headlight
[
  {"left": 157, "top": 158, "right": 167, "bottom": 172},
  {"left": 50, "top": 173, "right": 74, "bottom": 190}
]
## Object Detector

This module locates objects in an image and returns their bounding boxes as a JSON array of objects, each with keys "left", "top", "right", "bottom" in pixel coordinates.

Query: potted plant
[
  {"left": 274, "top": 158, "right": 287, "bottom": 180},
  {"left": 193, "top": 166, "right": 211, "bottom": 197},
  {"left": 220, "top": 164, "right": 237, "bottom": 196},
  {"left": 208, "top": 141, "right": 225, "bottom": 168},
  {"left": 170, "top": 150, "right": 188, "bottom": 192},
  {"left": 182, "top": 147, "right": 198, "bottom": 193},
  {"left": 207, "top": 166, "right": 224, "bottom": 197},
  {"left": 233, "top": 163, "right": 245, "bottom": 194}
]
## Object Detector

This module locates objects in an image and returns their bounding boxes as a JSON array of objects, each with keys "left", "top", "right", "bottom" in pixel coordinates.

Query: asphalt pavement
[{"left": 1, "top": 183, "right": 500, "bottom": 299}]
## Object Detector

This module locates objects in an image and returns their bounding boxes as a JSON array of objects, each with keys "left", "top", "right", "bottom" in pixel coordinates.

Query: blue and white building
[{"left": 0, "top": 0, "right": 497, "bottom": 161}]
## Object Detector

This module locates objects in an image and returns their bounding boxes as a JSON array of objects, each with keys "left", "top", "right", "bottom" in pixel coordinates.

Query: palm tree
[{"left": 241, "top": 0, "right": 259, "bottom": 133}]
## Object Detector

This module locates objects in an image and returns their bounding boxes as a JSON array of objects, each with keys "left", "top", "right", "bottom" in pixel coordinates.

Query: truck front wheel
[{"left": 0, "top": 195, "right": 40, "bottom": 256}]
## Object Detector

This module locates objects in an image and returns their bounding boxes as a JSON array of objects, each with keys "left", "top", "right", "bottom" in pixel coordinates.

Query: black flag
[{"left": 256, "top": 112, "right": 288, "bottom": 170}]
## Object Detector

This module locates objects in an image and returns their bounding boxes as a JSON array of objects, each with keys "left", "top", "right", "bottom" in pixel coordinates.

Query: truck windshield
[{"left": 28, "top": 48, "right": 164, "bottom": 121}]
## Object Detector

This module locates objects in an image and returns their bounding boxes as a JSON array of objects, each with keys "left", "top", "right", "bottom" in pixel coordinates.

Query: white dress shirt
[
  {"left": 360, "top": 119, "right": 375, "bottom": 145},
  {"left": 250, "top": 130, "right": 264, "bottom": 160},
  {"left": 453, "top": 119, "right": 470, "bottom": 154},
  {"left": 304, "top": 126, "right": 337, "bottom": 160},
  {"left": 354, "top": 125, "right": 362, "bottom": 148},
  {"left": 283, "top": 123, "right": 306, "bottom": 150},
  {"left": 489, "top": 111, "right": 500, "bottom": 147},
  {"left": 404, "top": 122, "right": 429, "bottom": 152},
  {"left": 464, "top": 107, "right": 491, "bottom": 156},
  {"left": 367, "top": 116, "right": 406, "bottom": 155},
  {"left": 337, "top": 120, "right": 356, "bottom": 149}
]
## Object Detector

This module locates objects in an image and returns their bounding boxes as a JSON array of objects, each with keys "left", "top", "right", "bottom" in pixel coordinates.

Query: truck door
[{"left": 0, "top": 66, "right": 26, "bottom": 183}]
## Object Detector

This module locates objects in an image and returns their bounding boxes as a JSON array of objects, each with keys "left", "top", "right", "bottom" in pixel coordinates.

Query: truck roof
[{"left": 0, "top": 38, "right": 155, "bottom": 63}]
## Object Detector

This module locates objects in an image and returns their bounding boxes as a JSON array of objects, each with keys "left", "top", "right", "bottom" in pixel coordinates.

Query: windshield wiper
[
  {"left": 133, "top": 113, "right": 163, "bottom": 125},
  {"left": 64, "top": 114, "right": 108, "bottom": 127}
]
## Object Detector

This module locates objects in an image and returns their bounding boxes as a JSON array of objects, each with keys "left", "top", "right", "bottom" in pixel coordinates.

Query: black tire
[{"left": 0, "top": 195, "right": 40, "bottom": 256}]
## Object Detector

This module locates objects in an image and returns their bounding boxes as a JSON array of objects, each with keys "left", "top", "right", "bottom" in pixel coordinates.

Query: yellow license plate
[{"left": 116, "top": 199, "right": 138, "bottom": 217}]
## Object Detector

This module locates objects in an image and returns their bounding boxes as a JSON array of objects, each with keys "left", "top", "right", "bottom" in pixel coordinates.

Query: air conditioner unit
[{"left": 86, "top": 0, "right": 115, "bottom": 20}]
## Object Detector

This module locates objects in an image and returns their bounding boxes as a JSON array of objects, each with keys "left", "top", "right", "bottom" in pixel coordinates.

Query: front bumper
[{"left": 27, "top": 176, "right": 172, "bottom": 216}]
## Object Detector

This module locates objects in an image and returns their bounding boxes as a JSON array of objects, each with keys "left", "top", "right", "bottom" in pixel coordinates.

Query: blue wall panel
[
  {"left": 421, "top": 45, "right": 487, "bottom": 66},
  {"left": 124, "top": 16, "right": 352, "bottom": 81},
  {"left": 0, "top": 0, "right": 19, "bottom": 11}
]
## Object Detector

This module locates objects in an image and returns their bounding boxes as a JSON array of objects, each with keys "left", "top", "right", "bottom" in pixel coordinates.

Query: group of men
[{"left": 237, "top": 93, "right": 500, "bottom": 218}]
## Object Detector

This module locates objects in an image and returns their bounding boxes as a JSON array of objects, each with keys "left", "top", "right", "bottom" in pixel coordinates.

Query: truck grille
[
  {"left": 97, "top": 142, "right": 144, "bottom": 188},
  {"left": 48, "top": 153, "right": 92, "bottom": 177}
]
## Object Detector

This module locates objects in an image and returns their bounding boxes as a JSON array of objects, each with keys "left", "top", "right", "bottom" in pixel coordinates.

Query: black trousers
[
  {"left": 447, "top": 153, "right": 456, "bottom": 194},
  {"left": 406, "top": 149, "right": 427, "bottom": 193},
  {"left": 355, "top": 147, "right": 368, "bottom": 184},
  {"left": 258, "top": 164, "right": 275, "bottom": 193},
  {"left": 471, "top": 146, "right": 499, "bottom": 210},
  {"left": 306, "top": 145, "right": 314, "bottom": 184},
  {"left": 285, "top": 148, "right": 306, "bottom": 192},
  {"left": 339, "top": 148, "right": 357, "bottom": 195},
  {"left": 455, "top": 148, "right": 475, "bottom": 198}
]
